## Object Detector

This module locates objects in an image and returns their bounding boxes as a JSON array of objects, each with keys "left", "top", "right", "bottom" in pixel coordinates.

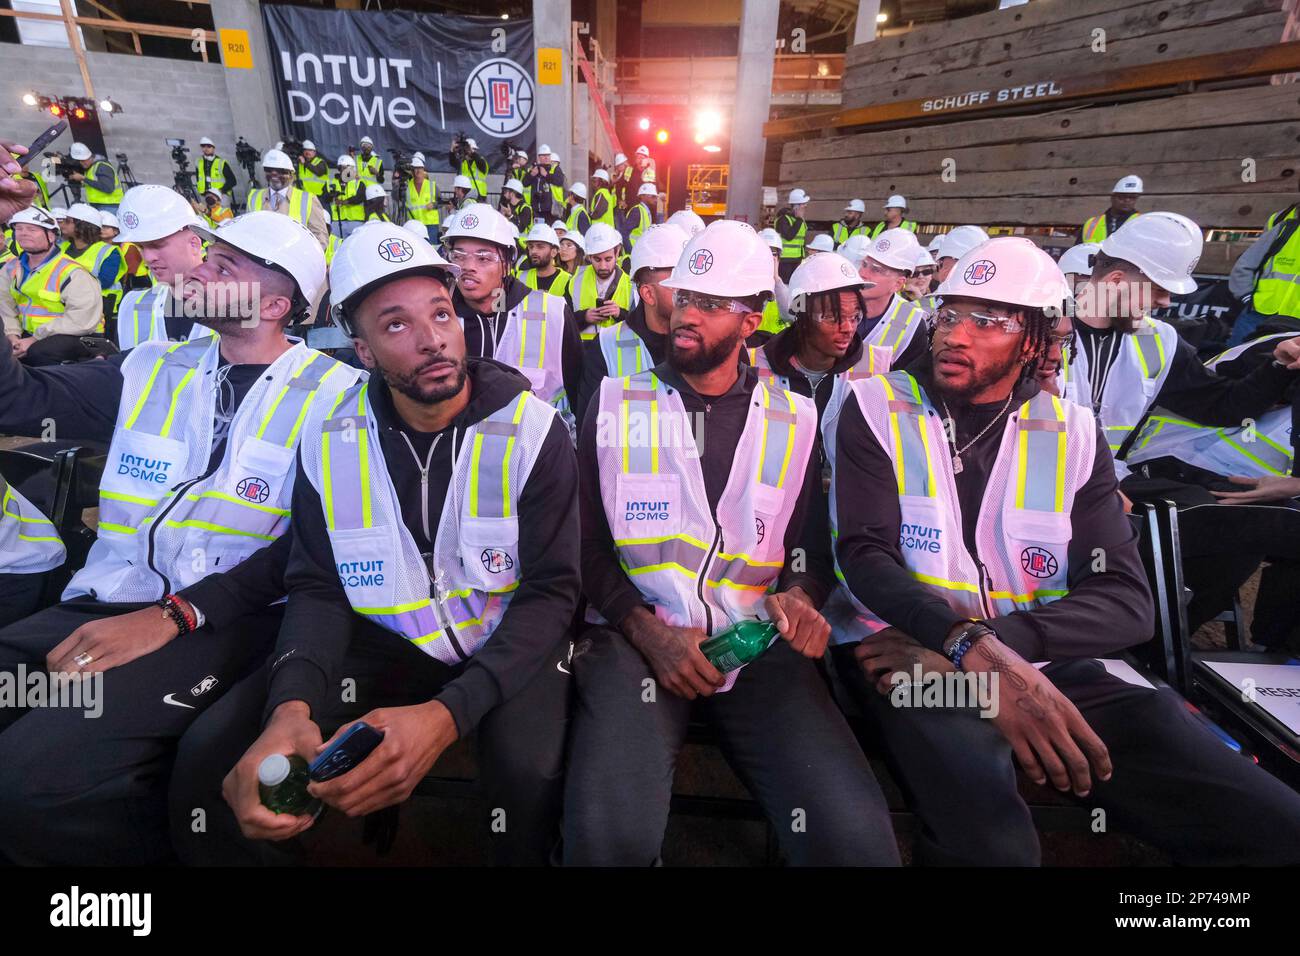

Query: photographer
[
  {"left": 296, "top": 140, "right": 332, "bottom": 211},
  {"left": 196, "top": 137, "right": 237, "bottom": 204},
  {"left": 66, "top": 142, "right": 123, "bottom": 214},
  {"left": 523, "top": 144, "right": 565, "bottom": 222},
  {"left": 499, "top": 177, "right": 532, "bottom": 245},
  {"left": 449, "top": 134, "right": 489, "bottom": 201},
  {"left": 405, "top": 156, "right": 440, "bottom": 243},
  {"left": 356, "top": 135, "right": 384, "bottom": 187},
  {"left": 192, "top": 188, "right": 234, "bottom": 229}
]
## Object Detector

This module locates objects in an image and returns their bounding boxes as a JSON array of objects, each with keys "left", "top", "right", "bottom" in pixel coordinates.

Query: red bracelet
[{"left": 157, "top": 594, "right": 196, "bottom": 635}]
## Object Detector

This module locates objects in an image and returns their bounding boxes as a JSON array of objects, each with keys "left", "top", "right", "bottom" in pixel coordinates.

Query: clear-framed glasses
[
  {"left": 810, "top": 307, "right": 863, "bottom": 327},
  {"left": 859, "top": 258, "right": 905, "bottom": 278},
  {"left": 672, "top": 290, "right": 750, "bottom": 316},
  {"left": 447, "top": 249, "right": 500, "bottom": 267},
  {"left": 933, "top": 306, "right": 1024, "bottom": 335}
]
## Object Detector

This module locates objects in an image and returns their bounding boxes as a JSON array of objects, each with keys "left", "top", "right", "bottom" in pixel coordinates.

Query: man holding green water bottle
[{"left": 565, "top": 220, "right": 900, "bottom": 866}]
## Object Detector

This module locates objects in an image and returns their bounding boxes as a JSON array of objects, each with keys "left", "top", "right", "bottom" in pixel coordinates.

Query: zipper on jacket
[
  {"left": 691, "top": 400, "right": 721, "bottom": 634},
  {"left": 145, "top": 473, "right": 206, "bottom": 596}
]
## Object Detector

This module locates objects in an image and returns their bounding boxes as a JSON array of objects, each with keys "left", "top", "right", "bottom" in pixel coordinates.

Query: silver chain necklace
[{"left": 938, "top": 391, "right": 1015, "bottom": 475}]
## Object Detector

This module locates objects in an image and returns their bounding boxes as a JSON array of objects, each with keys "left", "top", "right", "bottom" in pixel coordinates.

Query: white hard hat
[
  {"left": 569, "top": 182, "right": 588, "bottom": 200},
  {"left": 630, "top": 223, "right": 690, "bottom": 278},
  {"left": 584, "top": 222, "right": 622, "bottom": 256},
  {"left": 884, "top": 194, "right": 908, "bottom": 209},
  {"left": 275, "top": 142, "right": 285, "bottom": 151},
  {"left": 411, "top": 156, "right": 425, "bottom": 169},
  {"left": 442, "top": 202, "right": 518, "bottom": 251},
  {"left": 191, "top": 211, "right": 327, "bottom": 316},
  {"left": 636, "top": 145, "right": 650, "bottom": 157},
  {"left": 51, "top": 207, "right": 68, "bottom": 221},
  {"left": 116, "top": 186, "right": 202, "bottom": 243},
  {"left": 912, "top": 247, "right": 936, "bottom": 270},
  {"left": 666, "top": 209, "right": 706, "bottom": 235},
  {"left": 758, "top": 228, "right": 783, "bottom": 252},
  {"left": 515, "top": 150, "right": 528, "bottom": 161},
  {"left": 788, "top": 188, "right": 810, "bottom": 205},
  {"left": 789, "top": 253, "right": 866, "bottom": 309},
  {"left": 1057, "top": 242, "right": 1100, "bottom": 278},
  {"left": 329, "top": 221, "right": 460, "bottom": 333},
  {"left": 402, "top": 219, "right": 427, "bottom": 239},
  {"left": 453, "top": 174, "right": 474, "bottom": 191},
  {"left": 845, "top": 199, "right": 866, "bottom": 213},
  {"left": 364, "top": 184, "right": 386, "bottom": 202},
  {"left": 413, "top": 151, "right": 426, "bottom": 163},
  {"left": 614, "top": 152, "right": 627, "bottom": 165},
  {"left": 1099, "top": 211, "right": 1201, "bottom": 294},
  {"left": 466, "top": 138, "right": 478, "bottom": 150},
  {"left": 525, "top": 222, "right": 560, "bottom": 248},
  {"left": 100, "top": 211, "right": 120, "bottom": 231},
  {"left": 338, "top": 154, "right": 356, "bottom": 167},
  {"left": 199, "top": 136, "right": 215, "bottom": 147},
  {"left": 262, "top": 149, "right": 294, "bottom": 171},
  {"left": 837, "top": 233, "right": 872, "bottom": 266},
  {"left": 592, "top": 168, "right": 610, "bottom": 182},
  {"left": 66, "top": 203, "right": 103, "bottom": 228},
  {"left": 360, "top": 136, "right": 374, "bottom": 146},
  {"left": 69, "top": 142, "right": 91, "bottom": 161},
  {"left": 927, "top": 234, "right": 947, "bottom": 255},
  {"left": 302, "top": 140, "right": 317, "bottom": 151},
  {"left": 637, "top": 182, "right": 658, "bottom": 198},
  {"left": 503, "top": 178, "right": 525, "bottom": 195},
  {"left": 561, "top": 231, "right": 585, "bottom": 253},
  {"left": 7, "top": 205, "right": 58, "bottom": 231},
  {"left": 937, "top": 225, "right": 990, "bottom": 262},
  {"left": 660, "top": 220, "right": 774, "bottom": 299},
  {"left": 864, "top": 228, "right": 921, "bottom": 273},
  {"left": 551, "top": 220, "right": 567, "bottom": 234},
  {"left": 538, "top": 144, "right": 553, "bottom": 155},
  {"left": 1113, "top": 175, "right": 1143, "bottom": 195},
  {"left": 935, "top": 236, "right": 1070, "bottom": 312},
  {"left": 807, "top": 233, "right": 836, "bottom": 253}
]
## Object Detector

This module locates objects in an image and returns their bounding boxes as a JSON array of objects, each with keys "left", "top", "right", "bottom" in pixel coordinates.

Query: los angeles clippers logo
[
  {"left": 480, "top": 548, "right": 515, "bottom": 573},
  {"left": 378, "top": 238, "right": 414, "bottom": 262},
  {"left": 687, "top": 249, "right": 714, "bottom": 274},
  {"left": 465, "top": 58, "right": 536, "bottom": 137},
  {"left": 1021, "top": 547, "right": 1058, "bottom": 578},
  {"left": 964, "top": 259, "right": 997, "bottom": 285},
  {"left": 236, "top": 476, "right": 270, "bottom": 504}
]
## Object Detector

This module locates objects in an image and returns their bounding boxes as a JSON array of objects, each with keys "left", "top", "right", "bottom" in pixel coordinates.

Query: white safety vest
[
  {"left": 65, "top": 337, "right": 360, "bottom": 603},
  {"left": 478, "top": 288, "right": 573, "bottom": 432},
  {"left": 593, "top": 369, "right": 817, "bottom": 691},
  {"left": 1127, "top": 332, "right": 1295, "bottom": 478},
  {"left": 298, "top": 380, "right": 557, "bottom": 665},
  {"left": 0, "top": 469, "right": 65, "bottom": 575},
  {"left": 824, "top": 370, "right": 1097, "bottom": 644},
  {"left": 863, "top": 294, "right": 928, "bottom": 358},
  {"left": 117, "top": 284, "right": 217, "bottom": 349},
  {"left": 1058, "top": 316, "right": 1177, "bottom": 479},
  {"left": 597, "top": 320, "right": 654, "bottom": 379}
]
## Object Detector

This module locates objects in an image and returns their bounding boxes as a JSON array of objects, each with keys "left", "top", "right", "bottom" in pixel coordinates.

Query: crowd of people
[{"left": 2, "top": 133, "right": 1300, "bottom": 867}]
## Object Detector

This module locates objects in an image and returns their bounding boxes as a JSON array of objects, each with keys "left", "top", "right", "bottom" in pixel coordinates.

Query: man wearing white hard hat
[
  {"left": 621, "top": 182, "right": 658, "bottom": 253},
  {"left": 517, "top": 221, "right": 571, "bottom": 299},
  {"left": 498, "top": 177, "right": 533, "bottom": 245},
  {"left": 355, "top": 135, "right": 384, "bottom": 188},
  {"left": 870, "top": 194, "right": 917, "bottom": 239},
  {"left": 588, "top": 167, "right": 616, "bottom": 230},
  {"left": 566, "top": 219, "right": 900, "bottom": 866},
  {"left": 196, "top": 136, "right": 236, "bottom": 205},
  {"left": 806, "top": 233, "right": 835, "bottom": 256},
  {"left": 1, "top": 205, "right": 104, "bottom": 364},
  {"left": 61, "top": 203, "right": 124, "bottom": 320},
  {"left": 574, "top": 222, "right": 689, "bottom": 421},
  {"left": 295, "top": 140, "right": 332, "bottom": 211},
  {"left": 0, "top": 211, "right": 361, "bottom": 865},
  {"left": 450, "top": 134, "right": 489, "bottom": 201},
  {"left": 754, "top": 226, "right": 792, "bottom": 337},
  {"left": 404, "top": 154, "right": 440, "bottom": 243},
  {"left": 443, "top": 203, "right": 582, "bottom": 428},
  {"left": 1056, "top": 241, "right": 1099, "bottom": 293},
  {"left": 247, "top": 149, "right": 330, "bottom": 250},
  {"left": 66, "top": 141, "right": 123, "bottom": 213},
  {"left": 774, "top": 187, "right": 810, "bottom": 281},
  {"left": 849, "top": 228, "right": 930, "bottom": 371},
  {"left": 564, "top": 182, "right": 591, "bottom": 236},
  {"left": 330, "top": 154, "right": 366, "bottom": 238},
  {"left": 171, "top": 220, "right": 581, "bottom": 865},
  {"left": 934, "top": 224, "right": 990, "bottom": 285},
  {"left": 610, "top": 151, "right": 632, "bottom": 211},
  {"left": 833, "top": 199, "right": 869, "bottom": 247},
  {"left": 524, "top": 144, "right": 566, "bottom": 222},
  {"left": 630, "top": 144, "right": 656, "bottom": 204},
  {"left": 113, "top": 184, "right": 208, "bottom": 347},
  {"left": 570, "top": 221, "right": 637, "bottom": 340},
  {"left": 832, "top": 237, "right": 1300, "bottom": 865},
  {"left": 451, "top": 173, "right": 477, "bottom": 211},
  {"left": 361, "top": 183, "right": 391, "bottom": 223},
  {"left": 1081, "top": 174, "right": 1143, "bottom": 244},
  {"left": 193, "top": 187, "right": 234, "bottom": 231},
  {"left": 665, "top": 208, "right": 705, "bottom": 237}
]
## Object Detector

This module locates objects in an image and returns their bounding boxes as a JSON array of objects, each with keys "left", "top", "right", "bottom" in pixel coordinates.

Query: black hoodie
[
  {"left": 574, "top": 300, "right": 670, "bottom": 425},
  {"left": 264, "top": 357, "right": 580, "bottom": 734}
]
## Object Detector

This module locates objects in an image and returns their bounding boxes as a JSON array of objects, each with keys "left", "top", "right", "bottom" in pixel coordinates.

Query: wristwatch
[{"left": 944, "top": 621, "right": 995, "bottom": 669}]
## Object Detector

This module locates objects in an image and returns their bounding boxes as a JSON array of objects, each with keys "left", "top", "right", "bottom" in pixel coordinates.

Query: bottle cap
[{"left": 258, "top": 753, "right": 291, "bottom": 787}]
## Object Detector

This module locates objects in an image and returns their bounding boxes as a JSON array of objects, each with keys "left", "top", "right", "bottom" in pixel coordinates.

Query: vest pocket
[
  {"left": 458, "top": 515, "right": 521, "bottom": 592},
  {"left": 612, "top": 473, "right": 682, "bottom": 543},
  {"left": 229, "top": 436, "right": 297, "bottom": 512},
  {"left": 102, "top": 432, "right": 189, "bottom": 503},
  {"left": 329, "top": 526, "right": 398, "bottom": 611}
]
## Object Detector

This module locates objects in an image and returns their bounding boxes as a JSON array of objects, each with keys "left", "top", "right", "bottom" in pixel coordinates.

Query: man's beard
[
  {"left": 670, "top": 327, "right": 743, "bottom": 375},
  {"left": 529, "top": 251, "right": 553, "bottom": 268},
  {"left": 932, "top": 348, "right": 1024, "bottom": 403},
  {"left": 383, "top": 355, "right": 468, "bottom": 405}
]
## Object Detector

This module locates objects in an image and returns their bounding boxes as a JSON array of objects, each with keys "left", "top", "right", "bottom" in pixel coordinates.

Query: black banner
[
  {"left": 262, "top": 5, "right": 536, "bottom": 167},
  {"left": 1151, "top": 275, "right": 1243, "bottom": 352}
]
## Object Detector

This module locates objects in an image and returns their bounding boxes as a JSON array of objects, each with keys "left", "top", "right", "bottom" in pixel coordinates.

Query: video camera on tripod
[
  {"left": 235, "top": 136, "right": 261, "bottom": 191},
  {"left": 44, "top": 150, "right": 82, "bottom": 181},
  {"left": 166, "top": 137, "right": 198, "bottom": 202}
]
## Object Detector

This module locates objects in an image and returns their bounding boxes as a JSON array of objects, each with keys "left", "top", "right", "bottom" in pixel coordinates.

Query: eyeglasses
[
  {"left": 933, "top": 307, "right": 1024, "bottom": 335},
  {"left": 860, "top": 259, "right": 906, "bottom": 278},
  {"left": 447, "top": 249, "right": 500, "bottom": 267},
  {"left": 672, "top": 290, "right": 750, "bottom": 315},
  {"left": 810, "top": 308, "right": 863, "bottom": 327}
]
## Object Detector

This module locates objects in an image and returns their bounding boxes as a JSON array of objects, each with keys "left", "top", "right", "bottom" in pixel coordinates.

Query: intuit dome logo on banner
[{"left": 262, "top": 6, "right": 536, "bottom": 161}]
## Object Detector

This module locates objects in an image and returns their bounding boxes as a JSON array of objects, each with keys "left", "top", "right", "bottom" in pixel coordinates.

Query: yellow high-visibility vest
[
  {"left": 11, "top": 249, "right": 98, "bottom": 333},
  {"left": 406, "top": 177, "right": 440, "bottom": 226}
]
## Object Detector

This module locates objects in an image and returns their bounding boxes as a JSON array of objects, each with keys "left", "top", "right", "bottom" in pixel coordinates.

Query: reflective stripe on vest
[
  {"left": 779, "top": 216, "right": 806, "bottom": 259},
  {"left": 492, "top": 289, "right": 574, "bottom": 429},
  {"left": 628, "top": 204, "right": 652, "bottom": 247},
  {"left": 565, "top": 203, "right": 588, "bottom": 232},
  {"left": 518, "top": 267, "right": 572, "bottom": 299},
  {"left": 598, "top": 320, "right": 653, "bottom": 378},
  {"left": 357, "top": 154, "right": 383, "bottom": 186},
  {"left": 864, "top": 294, "right": 924, "bottom": 356},
  {"left": 0, "top": 470, "right": 65, "bottom": 574},
  {"left": 11, "top": 251, "right": 85, "bottom": 334},
  {"left": 117, "top": 284, "right": 171, "bottom": 349},
  {"left": 298, "top": 161, "right": 331, "bottom": 196},
  {"left": 249, "top": 188, "right": 314, "bottom": 227},
  {"left": 1253, "top": 219, "right": 1300, "bottom": 319},
  {"left": 406, "top": 177, "right": 440, "bottom": 225},
  {"left": 69, "top": 240, "right": 119, "bottom": 296},
  {"left": 832, "top": 222, "right": 867, "bottom": 245},
  {"left": 85, "top": 160, "right": 124, "bottom": 205}
]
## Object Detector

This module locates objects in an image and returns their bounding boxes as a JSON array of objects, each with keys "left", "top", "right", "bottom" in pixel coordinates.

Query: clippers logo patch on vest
[
  {"left": 480, "top": 548, "right": 515, "bottom": 573},
  {"left": 900, "top": 523, "right": 942, "bottom": 553},
  {"left": 236, "top": 476, "right": 270, "bottom": 504},
  {"left": 116, "top": 453, "right": 173, "bottom": 484},
  {"left": 122, "top": 211, "right": 139, "bottom": 230},
  {"left": 755, "top": 516, "right": 766, "bottom": 544},
  {"left": 687, "top": 250, "right": 714, "bottom": 275},
  {"left": 963, "top": 259, "right": 997, "bottom": 285},
  {"left": 338, "top": 559, "right": 385, "bottom": 588},
  {"left": 378, "top": 238, "right": 414, "bottom": 263},
  {"left": 1021, "top": 546, "right": 1058, "bottom": 578}
]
